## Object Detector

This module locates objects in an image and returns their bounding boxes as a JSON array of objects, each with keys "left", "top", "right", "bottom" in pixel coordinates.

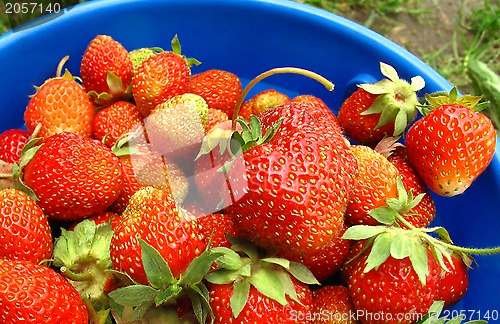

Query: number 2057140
[
  {"left": 4, "top": 2, "right": 62, "bottom": 14},
  {"left": 440, "top": 309, "right": 499, "bottom": 322}
]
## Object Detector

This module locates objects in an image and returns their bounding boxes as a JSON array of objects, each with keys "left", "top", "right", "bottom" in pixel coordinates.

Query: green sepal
[
  {"left": 250, "top": 267, "right": 287, "bottom": 306},
  {"left": 170, "top": 34, "right": 201, "bottom": 67},
  {"left": 287, "top": 261, "right": 321, "bottom": 285},
  {"left": 139, "top": 238, "right": 175, "bottom": 288},
  {"left": 107, "top": 284, "right": 158, "bottom": 307},
  {"left": 213, "top": 247, "right": 245, "bottom": 271},
  {"left": 187, "top": 283, "right": 214, "bottom": 324},
  {"left": 178, "top": 247, "right": 228, "bottom": 285},
  {"left": 231, "top": 278, "right": 251, "bottom": 319},
  {"left": 154, "top": 283, "right": 182, "bottom": 306},
  {"left": 363, "top": 232, "right": 392, "bottom": 272},
  {"left": 342, "top": 225, "right": 388, "bottom": 240},
  {"left": 420, "top": 87, "right": 489, "bottom": 116}
]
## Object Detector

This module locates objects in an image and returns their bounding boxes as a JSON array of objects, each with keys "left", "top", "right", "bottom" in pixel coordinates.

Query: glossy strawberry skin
[
  {"left": 436, "top": 253, "right": 469, "bottom": 308},
  {"left": 23, "top": 132, "right": 124, "bottom": 221},
  {"left": 0, "top": 189, "right": 52, "bottom": 264},
  {"left": 387, "top": 146, "right": 436, "bottom": 228},
  {"left": 0, "top": 259, "right": 88, "bottom": 323},
  {"left": 338, "top": 88, "right": 395, "bottom": 145},
  {"left": 92, "top": 100, "right": 144, "bottom": 147},
  {"left": 132, "top": 51, "right": 191, "bottom": 117},
  {"left": 311, "top": 285, "right": 359, "bottom": 324},
  {"left": 24, "top": 77, "right": 95, "bottom": 139},
  {"left": 0, "top": 129, "right": 30, "bottom": 163},
  {"left": 209, "top": 278, "right": 312, "bottom": 324},
  {"left": 80, "top": 35, "right": 133, "bottom": 98},
  {"left": 189, "top": 69, "right": 242, "bottom": 118},
  {"left": 345, "top": 145, "right": 399, "bottom": 225},
  {"left": 347, "top": 249, "right": 440, "bottom": 324},
  {"left": 110, "top": 186, "right": 205, "bottom": 285},
  {"left": 227, "top": 103, "right": 357, "bottom": 256},
  {"left": 196, "top": 213, "right": 239, "bottom": 249},
  {"left": 406, "top": 103, "right": 496, "bottom": 196}
]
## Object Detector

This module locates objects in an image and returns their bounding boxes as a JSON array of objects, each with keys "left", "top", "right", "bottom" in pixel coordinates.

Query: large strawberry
[
  {"left": 80, "top": 34, "right": 133, "bottom": 106},
  {"left": 189, "top": 69, "right": 243, "bottom": 118},
  {"left": 0, "top": 188, "right": 52, "bottom": 264},
  {"left": 406, "top": 88, "right": 496, "bottom": 196},
  {"left": 225, "top": 101, "right": 357, "bottom": 256},
  {"left": 132, "top": 35, "right": 198, "bottom": 117},
  {"left": 109, "top": 186, "right": 205, "bottom": 285},
  {"left": 24, "top": 56, "right": 95, "bottom": 139},
  {"left": 0, "top": 259, "right": 88, "bottom": 323},
  {"left": 22, "top": 132, "right": 124, "bottom": 221},
  {"left": 337, "top": 62, "right": 425, "bottom": 146}
]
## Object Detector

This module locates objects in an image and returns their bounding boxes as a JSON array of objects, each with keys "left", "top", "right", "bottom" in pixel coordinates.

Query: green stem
[
  {"left": 0, "top": 173, "right": 12, "bottom": 178},
  {"left": 60, "top": 266, "right": 93, "bottom": 281},
  {"left": 396, "top": 213, "right": 500, "bottom": 255},
  {"left": 231, "top": 67, "right": 334, "bottom": 129}
]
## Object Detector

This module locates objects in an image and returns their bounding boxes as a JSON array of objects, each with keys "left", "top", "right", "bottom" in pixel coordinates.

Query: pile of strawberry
[{"left": 0, "top": 34, "right": 498, "bottom": 324}]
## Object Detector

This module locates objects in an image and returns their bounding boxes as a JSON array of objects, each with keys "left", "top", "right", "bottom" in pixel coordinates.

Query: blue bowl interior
[{"left": 0, "top": 0, "right": 498, "bottom": 312}]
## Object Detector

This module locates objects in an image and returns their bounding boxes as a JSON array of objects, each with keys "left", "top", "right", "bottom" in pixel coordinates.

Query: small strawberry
[
  {"left": 337, "top": 62, "right": 425, "bottom": 145},
  {"left": 196, "top": 213, "right": 239, "bottom": 249},
  {"left": 406, "top": 88, "right": 496, "bottom": 196},
  {"left": 0, "top": 128, "right": 30, "bottom": 163},
  {"left": 144, "top": 93, "right": 208, "bottom": 161},
  {"left": 311, "top": 285, "right": 359, "bottom": 324},
  {"left": 189, "top": 69, "right": 243, "bottom": 118},
  {"left": 345, "top": 145, "right": 399, "bottom": 225},
  {"left": 24, "top": 56, "right": 95, "bottom": 139},
  {"left": 206, "top": 107, "right": 229, "bottom": 132},
  {"left": 132, "top": 35, "right": 198, "bottom": 117},
  {"left": 109, "top": 186, "right": 205, "bottom": 285},
  {"left": 242, "top": 89, "right": 291, "bottom": 116},
  {"left": 0, "top": 188, "right": 52, "bottom": 264},
  {"left": 80, "top": 34, "right": 133, "bottom": 106},
  {"left": 22, "top": 132, "right": 124, "bottom": 221},
  {"left": 0, "top": 259, "right": 89, "bottom": 323},
  {"left": 92, "top": 100, "right": 144, "bottom": 147}
]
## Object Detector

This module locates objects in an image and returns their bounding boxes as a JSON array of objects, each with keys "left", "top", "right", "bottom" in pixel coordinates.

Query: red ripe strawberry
[
  {"left": 405, "top": 89, "right": 496, "bottom": 196},
  {"left": 80, "top": 35, "right": 133, "bottom": 106},
  {"left": 24, "top": 57, "right": 95, "bottom": 139},
  {"left": 0, "top": 129, "right": 30, "bottom": 163},
  {"left": 277, "top": 223, "right": 351, "bottom": 281},
  {"left": 0, "top": 188, "right": 52, "bottom": 264},
  {"left": 337, "top": 62, "right": 425, "bottom": 146},
  {"left": 196, "top": 213, "right": 239, "bottom": 249},
  {"left": 109, "top": 186, "right": 205, "bottom": 285},
  {"left": 436, "top": 253, "right": 469, "bottom": 308},
  {"left": 242, "top": 89, "right": 291, "bottom": 116},
  {"left": 292, "top": 94, "right": 329, "bottom": 111},
  {"left": 345, "top": 145, "right": 399, "bottom": 225},
  {"left": 0, "top": 259, "right": 88, "bottom": 323},
  {"left": 132, "top": 51, "right": 191, "bottom": 117},
  {"left": 92, "top": 100, "right": 143, "bottom": 147},
  {"left": 22, "top": 132, "right": 124, "bottom": 221},
  {"left": 386, "top": 145, "right": 436, "bottom": 228},
  {"left": 209, "top": 277, "right": 312, "bottom": 324},
  {"left": 226, "top": 102, "right": 357, "bottom": 256},
  {"left": 311, "top": 285, "right": 359, "bottom": 324},
  {"left": 206, "top": 108, "right": 229, "bottom": 132},
  {"left": 347, "top": 246, "right": 440, "bottom": 324},
  {"left": 189, "top": 69, "right": 243, "bottom": 118},
  {"left": 69, "top": 210, "right": 120, "bottom": 231}
]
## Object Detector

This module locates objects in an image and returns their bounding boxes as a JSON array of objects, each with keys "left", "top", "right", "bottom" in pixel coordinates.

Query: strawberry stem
[
  {"left": 231, "top": 67, "right": 334, "bottom": 129},
  {"left": 56, "top": 55, "right": 70, "bottom": 78},
  {"left": 60, "top": 266, "right": 94, "bottom": 281}
]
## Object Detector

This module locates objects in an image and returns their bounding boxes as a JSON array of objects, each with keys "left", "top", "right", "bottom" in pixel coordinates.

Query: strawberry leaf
[
  {"left": 364, "top": 232, "right": 392, "bottom": 272},
  {"left": 231, "top": 278, "right": 251, "bottom": 318},
  {"left": 154, "top": 284, "right": 182, "bottom": 305},
  {"left": 108, "top": 285, "right": 158, "bottom": 306},
  {"left": 139, "top": 238, "right": 175, "bottom": 288},
  {"left": 369, "top": 206, "right": 398, "bottom": 225},
  {"left": 187, "top": 283, "right": 213, "bottom": 324},
  {"left": 178, "top": 248, "right": 227, "bottom": 285},
  {"left": 342, "top": 225, "right": 388, "bottom": 240},
  {"left": 213, "top": 247, "right": 244, "bottom": 271},
  {"left": 276, "top": 270, "right": 300, "bottom": 304},
  {"left": 261, "top": 257, "right": 290, "bottom": 269},
  {"left": 390, "top": 234, "right": 417, "bottom": 259},
  {"left": 380, "top": 62, "right": 400, "bottom": 82},
  {"left": 250, "top": 267, "right": 287, "bottom": 306},
  {"left": 408, "top": 239, "right": 429, "bottom": 285},
  {"left": 287, "top": 261, "right": 320, "bottom": 285},
  {"left": 205, "top": 267, "right": 246, "bottom": 285}
]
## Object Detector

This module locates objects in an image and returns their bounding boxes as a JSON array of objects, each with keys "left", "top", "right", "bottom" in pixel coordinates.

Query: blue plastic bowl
[{"left": 1, "top": 0, "right": 498, "bottom": 315}]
